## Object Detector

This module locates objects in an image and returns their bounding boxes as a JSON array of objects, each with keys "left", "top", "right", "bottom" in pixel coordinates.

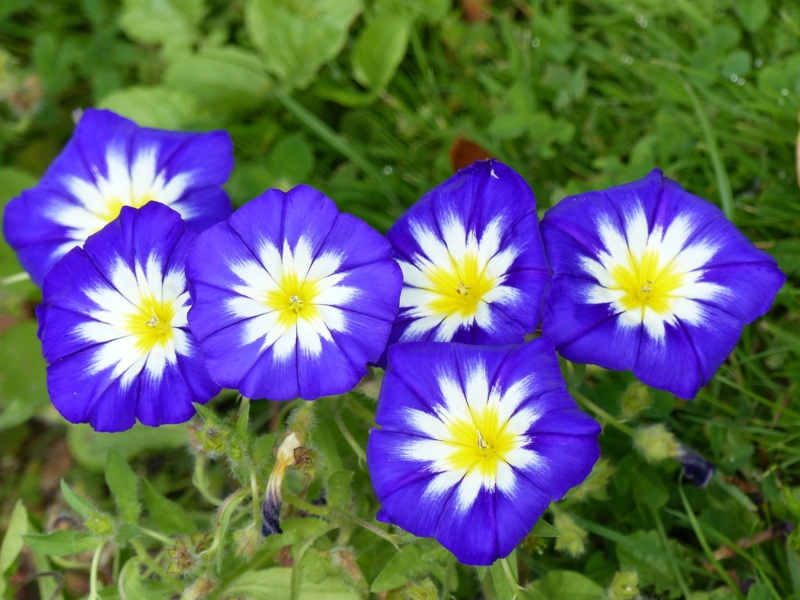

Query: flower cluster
[
  {"left": 9, "top": 109, "right": 401, "bottom": 431},
  {"left": 4, "top": 109, "right": 784, "bottom": 566}
]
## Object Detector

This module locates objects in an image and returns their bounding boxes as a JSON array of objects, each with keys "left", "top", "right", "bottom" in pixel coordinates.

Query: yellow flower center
[
  {"left": 122, "top": 294, "right": 176, "bottom": 354},
  {"left": 265, "top": 269, "right": 322, "bottom": 328},
  {"left": 443, "top": 404, "right": 519, "bottom": 482},
  {"left": 425, "top": 251, "right": 496, "bottom": 319},
  {"left": 609, "top": 247, "right": 685, "bottom": 315},
  {"left": 94, "top": 193, "right": 156, "bottom": 234}
]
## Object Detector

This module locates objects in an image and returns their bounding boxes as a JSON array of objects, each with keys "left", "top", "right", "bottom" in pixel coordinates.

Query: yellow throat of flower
[
  {"left": 610, "top": 248, "right": 685, "bottom": 315},
  {"left": 425, "top": 251, "right": 496, "bottom": 318},
  {"left": 123, "top": 294, "right": 176, "bottom": 354},
  {"left": 444, "top": 404, "right": 519, "bottom": 482}
]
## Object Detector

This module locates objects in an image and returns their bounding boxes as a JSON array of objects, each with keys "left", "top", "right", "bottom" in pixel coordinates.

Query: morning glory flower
[
  {"left": 384, "top": 160, "right": 550, "bottom": 349},
  {"left": 541, "top": 169, "right": 785, "bottom": 399},
  {"left": 367, "top": 339, "right": 601, "bottom": 566},
  {"left": 4, "top": 108, "right": 233, "bottom": 286},
  {"left": 186, "top": 185, "right": 403, "bottom": 401},
  {"left": 36, "top": 202, "right": 220, "bottom": 432}
]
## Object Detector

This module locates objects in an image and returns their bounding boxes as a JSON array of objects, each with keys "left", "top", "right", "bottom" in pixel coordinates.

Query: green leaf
[
  {"left": 0, "top": 322, "right": 49, "bottom": 430},
  {"left": 119, "top": 0, "right": 204, "bottom": 49},
  {"left": 165, "top": 46, "right": 271, "bottom": 112},
  {"left": 60, "top": 480, "right": 114, "bottom": 535},
  {"left": 23, "top": 531, "right": 99, "bottom": 557},
  {"left": 489, "top": 555, "right": 519, "bottom": 600},
  {"left": 530, "top": 519, "right": 561, "bottom": 538},
  {"left": 527, "top": 570, "right": 604, "bottom": 600},
  {"left": 616, "top": 530, "right": 685, "bottom": 598},
  {"left": 67, "top": 423, "right": 189, "bottom": 471},
  {"left": 97, "top": 86, "right": 200, "bottom": 129},
  {"left": 0, "top": 500, "right": 28, "bottom": 594},
  {"left": 352, "top": 15, "right": 411, "bottom": 91},
  {"left": 118, "top": 557, "right": 177, "bottom": 600},
  {"left": 745, "top": 582, "right": 770, "bottom": 600},
  {"left": 265, "top": 133, "right": 316, "bottom": 189},
  {"left": 224, "top": 567, "right": 359, "bottom": 599},
  {"left": 735, "top": 0, "right": 770, "bottom": 33},
  {"left": 60, "top": 480, "right": 100, "bottom": 519},
  {"left": 141, "top": 479, "right": 196, "bottom": 535},
  {"left": 105, "top": 450, "right": 140, "bottom": 523},
  {"left": 370, "top": 545, "right": 421, "bottom": 592},
  {"left": 326, "top": 471, "right": 353, "bottom": 509},
  {"left": 632, "top": 466, "right": 669, "bottom": 510},
  {"left": 245, "top": 0, "right": 363, "bottom": 90}
]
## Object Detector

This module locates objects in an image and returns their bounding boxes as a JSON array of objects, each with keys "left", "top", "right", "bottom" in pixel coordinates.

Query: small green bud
[
  {"left": 569, "top": 457, "right": 614, "bottom": 502},
  {"left": 84, "top": 512, "right": 114, "bottom": 536},
  {"left": 607, "top": 571, "right": 639, "bottom": 600},
  {"left": 633, "top": 423, "right": 680, "bottom": 463},
  {"left": 403, "top": 579, "right": 439, "bottom": 600},
  {"left": 620, "top": 382, "right": 651, "bottom": 420},
  {"left": 553, "top": 511, "right": 588, "bottom": 557}
]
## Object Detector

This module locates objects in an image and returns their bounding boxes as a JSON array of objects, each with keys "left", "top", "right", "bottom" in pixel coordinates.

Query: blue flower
[
  {"left": 541, "top": 169, "right": 785, "bottom": 398},
  {"left": 4, "top": 109, "right": 233, "bottom": 286},
  {"left": 36, "top": 203, "right": 220, "bottom": 432},
  {"left": 186, "top": 185, "right": 403, "bottom": 401},
  {"left": 384, "top": 160, "right": 550, "bottom": 348},
  {"left": 367, "top": 339, "right": 601, "bottom": 566}
]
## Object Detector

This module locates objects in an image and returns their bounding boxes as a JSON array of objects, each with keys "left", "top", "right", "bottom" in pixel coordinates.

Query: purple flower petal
[
  {"left": 541, "top": 169, "right": 785, "bottom": 398},
  {"left": 187, "top": 185, "right": 403, "bottom": 401},
  {"left": 3, "top": 109, "right": 233, "bottom": 286},
  {"left": 37, "top": 202, "right": 220, "bottom": 432},
  {"left": 384, "top": 160, "right": 550, "bottom": 353},
  {"left": 367, "top": 339, "right": 600, "bottom": 565}
]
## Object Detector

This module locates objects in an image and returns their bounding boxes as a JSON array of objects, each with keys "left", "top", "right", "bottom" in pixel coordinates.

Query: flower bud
[
  {"left": 607, "top": 571, "right": 639, "bottom": 600},
  {"left": 633, "top": 423, "right": 679, "bottom": 463},
  {"left": 553, "top": 511, "right": 588, "bottom": 557},
  {"left": 262, "top": 431, "right": 304, "bottom": 536}
]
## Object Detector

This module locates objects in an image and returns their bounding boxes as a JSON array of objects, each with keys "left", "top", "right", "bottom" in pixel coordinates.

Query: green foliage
[
  {"left": 245, "top": 0, "right": 363, "bottom": 90},
  {"left": 1, "top": 0, "right": 799, "bottom": 598}
]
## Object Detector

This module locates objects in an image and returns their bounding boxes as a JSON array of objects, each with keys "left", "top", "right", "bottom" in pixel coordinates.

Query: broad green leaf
[
  {"left": 374, "top": 0, "right": 448, "bottom": 22},
  {"left": 616, "top": 530, "right": 685, "bottom": 598},
  {"left": 0, "top": 500, "right": 28, "bottom": 594},
  {"left": 264, "top": 133, "right": 316, "bottom": 189},
  {"left": 245, "top": 0, "right": 363, "bottom": 90},
  {"left": 0, "top": 322, "right": 48, "bottom": 430},
  {"left": 326, "top": 471, "right": 353, "bottom": 509},
  {"left": 223, "top": 567, "right": 359, "bottom": 599},
  {"left": 489, "top": 555, "right": 519, "bottom": 600},
  {"left": 632, "top": 466, "right": 669, "bottom": 510},
  {"left": 105, "top": 450, "right": 140, "bottom": 523},
  {"left": 746, "top": 582, "right": 771, "bottom": 600},
  {"left": 165, "top": 46, "right": 271, "bottom": 112},
  {"left": 67, "top": 423, "right": 189, "bottom": 471},
  {"left": 23, "top": 531, "right": 99, "bottom": 557},
  {"left": 141, "top": 479, "right": 195, "bottom": 535},
  {"left": 352, "top": 15, "right": 411, "bottom": 91},
  {"left": 119, "top": 0, "right": 204, "bottom": 49},
  {"left": 370, "top": 545, "right": 422, "bottom": 592},
  {"left": 527, "top": 570, "right": 604, "bottom": 600},
  {"left": 97, "top": 86, "right": 200, "bottom": 129},
  {"left": 530, "top": 519, "right": 561, "bottom": 538},
  {"left": 735, "top": 0, "right": 770, "bottom": 33},
  {"left": 118, "top": 557, "right": 177, "bottom": 600}
]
